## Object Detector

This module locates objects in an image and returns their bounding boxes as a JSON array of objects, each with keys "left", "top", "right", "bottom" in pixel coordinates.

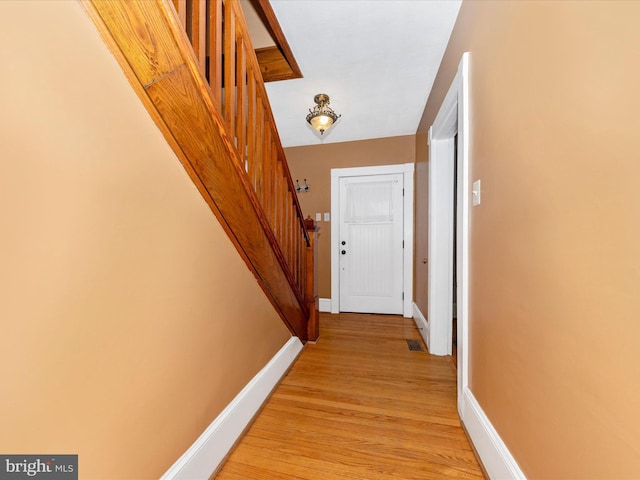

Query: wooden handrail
[{"left": 83, "top": 0, "right": 312, "bottom": 341}]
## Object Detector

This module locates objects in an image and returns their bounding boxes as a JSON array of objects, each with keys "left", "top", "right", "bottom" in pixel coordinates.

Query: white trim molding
[
  {"left": 160, "top": 337, "right": 304, "bottom": 480},
  {"left": 319, "top": 298, "right": 332, "bottom": 312},
  {"left": 330, "top": 163, "right": 415, "bottom": 317},
  {"left": 412, "top": 302, "right": 430, "bottom": 352},
  {"left": 427, "top": 130, "right": 455, "bottom": 356},
  {"left": 462, "top": 388, "right": 527, "bottom": 480},
  {"left": 402, "top": 165, "right": 415, "bottom": 318},
  {"left": 427, "top": 52, "right": 471, "bottom": 420},
  {"left": 456, "top": 52, "right": 471, "bottom": 405}
]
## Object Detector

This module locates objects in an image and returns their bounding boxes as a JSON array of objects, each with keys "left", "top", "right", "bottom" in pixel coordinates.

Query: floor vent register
[{"left": 406, "top": 339, "right": 424, "bottom": 352}]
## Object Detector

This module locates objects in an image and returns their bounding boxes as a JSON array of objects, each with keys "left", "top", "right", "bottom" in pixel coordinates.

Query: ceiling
[{"left": 259, "top": 0, "right": 462, "bottom": 148}]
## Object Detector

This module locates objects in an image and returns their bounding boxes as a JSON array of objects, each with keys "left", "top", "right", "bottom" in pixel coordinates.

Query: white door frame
[
  {"left": 331, "top": 163, "right": 415, "bottom": 318},
  {"left": 428, "top": 53, "right": 470, "bottom": 410}
]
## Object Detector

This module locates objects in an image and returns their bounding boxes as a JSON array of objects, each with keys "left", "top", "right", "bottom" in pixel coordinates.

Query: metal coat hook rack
[{"left": 295, "top": 179, "right": 310, "bottom": 193}]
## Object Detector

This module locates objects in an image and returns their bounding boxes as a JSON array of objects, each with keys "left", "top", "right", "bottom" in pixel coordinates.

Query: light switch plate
[
  {"left": 472, "top": 180, "right": 481, "bottom": 206},
  {"left": 315, "top": 213, "right": 322, "bottom": 222},
  {"left": 324, "top": 212, "right": 330, "bottom": 221}
]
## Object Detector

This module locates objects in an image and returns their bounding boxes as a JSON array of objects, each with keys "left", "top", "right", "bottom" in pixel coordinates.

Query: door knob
[
  {"left": 341, "top": 250, "right": 346, "bottom": 255},
  {"left": 341, "top": 241, "right": 346, "bottom": 245}
]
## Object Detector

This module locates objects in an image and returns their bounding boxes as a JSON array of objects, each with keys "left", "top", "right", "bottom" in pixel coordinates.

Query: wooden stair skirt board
[{"left": 160, "top": 337, "right": 303, "bottom": 480}]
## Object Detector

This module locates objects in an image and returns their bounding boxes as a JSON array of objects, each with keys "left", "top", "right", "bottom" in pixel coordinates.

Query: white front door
[{"left": 338, "top": 173, "right": 404, "bottom": 314}]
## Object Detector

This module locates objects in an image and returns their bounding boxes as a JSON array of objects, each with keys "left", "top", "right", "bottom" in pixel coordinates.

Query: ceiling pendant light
[{"left": 306, "top": 93, "right": 340, "bottom": 135}]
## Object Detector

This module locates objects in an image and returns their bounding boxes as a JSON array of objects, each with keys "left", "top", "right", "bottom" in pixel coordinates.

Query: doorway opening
[
  {"left": 330, "top": 163, "right": 415, "bottom": 318},
  {"left": 426, "top": 52, "right": 469, "bottom": 412}
]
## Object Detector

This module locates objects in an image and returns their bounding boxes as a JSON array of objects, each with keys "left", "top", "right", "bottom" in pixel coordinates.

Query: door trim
[
  {"left": 330, "top": 163, "right": 414, "bottom": 317},
  {"left": 428, "top": 52, "right": 470, "bottom": 411}
]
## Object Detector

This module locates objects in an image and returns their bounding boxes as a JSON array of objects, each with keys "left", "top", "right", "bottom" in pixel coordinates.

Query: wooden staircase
[{"left": 83, "top": 0, "right": 317, "bottom": 342}]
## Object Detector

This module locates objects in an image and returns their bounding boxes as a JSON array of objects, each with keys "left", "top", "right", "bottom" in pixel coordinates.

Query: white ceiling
[{"left": 263, "top": 0, "right": 462, "bottom": 148}]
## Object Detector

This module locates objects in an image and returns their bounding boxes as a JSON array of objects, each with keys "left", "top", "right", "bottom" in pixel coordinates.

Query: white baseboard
[
  {"left": 412, "top": 302, "right": 430, "bottom": 352},
  {"left": 462, "top": 388, "right": 526, "bottom": 479},
  {"left": 160, "top": 337, "right": 304, "bottom": 480},
  {"left": 319, "top": 298, "right": 331, "bottom": 312}
]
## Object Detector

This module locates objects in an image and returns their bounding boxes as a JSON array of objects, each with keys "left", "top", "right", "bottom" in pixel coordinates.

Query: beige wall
[
  {"left": 285, "top": 135, "right": 415, "bottom": 298},
  {"left": 416, "top": 1, "right": 640, "bottom": 477},
  {"left": 0, "top": 2, "right": 290, "bottom": 478}
]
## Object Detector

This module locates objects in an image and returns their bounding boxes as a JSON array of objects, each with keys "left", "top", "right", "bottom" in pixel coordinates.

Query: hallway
[{"left": 216, "top": 313, "right": 484, "bottom": 479}]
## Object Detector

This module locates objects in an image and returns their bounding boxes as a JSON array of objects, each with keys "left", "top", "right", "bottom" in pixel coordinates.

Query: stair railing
[{"left": 84, "top": 0, "right": 316, "bottom": 341}]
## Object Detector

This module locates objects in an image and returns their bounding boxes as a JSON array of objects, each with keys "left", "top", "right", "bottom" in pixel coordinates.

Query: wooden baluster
[
  {"left": 223, "top": 0, "right": 235, "bottom": 136},
  {"left": 284, "top": 190, "right": 290, "bottom": 265},
  {"left": 236, "top": 30, "right": 246, "bottom": 165},
  {"left": 300, "top": 228, "right": 305, "bottom": 290},
  {"left": 289, "top": 205, "right": 294, "bottom": 274},
  {"left": 276, "top": 160, "right": 282, "bottom": 240},
  {"left": 281, "top": 161, "right": 287, "bottom": 249},
  {"left": 263, "top": 125, "right": 273, "bottom": 228},
  {"left": 287, "top": 199, "right": 293, "bottom": 275},
  {"left": 294, "top": 214, "right": 299, "bottom": 285},
  {"left": 278, "top": 161, "right": 285, "bottom": 243},
  {"left": 273, "top": 167, "right": 280, "bottom": 239},
  {"left": 288, "top": 198, "right": 294, "bottom": 270},
  {"left": 272, "top": 159, "right": 280, "bottom": 238},
  {"left": 298, "top": 224, "right": 303, "bottom": 289},
  {"left": 208, "top": 0, "right": 222, "bottom": 110},
  {"left": 299, "top": 232, "right": 308, "bottom": 307},
  {"left": 254, "top": 97, "right": 264, "bottom": 203},
  {"left": 293, "top": 223, "right": 298, "bottom": 287},
  {"left": 299, "top": 228, "right": 304, "bottom": 290},
  {"left": 301, "top": 228, "right": 307, "bottom": 291},
  {"left": 282, "top": 196, "right": 293, "bottom": 270},
  {"left": 291, "top": 212, "right": 302, "bottom": 280},
  {"left": 280, "top": 182, "right": 287, "bottom": 256},
  {"left": 301, "top": 232, "right": 306, "bottom": 291},
  {"left": 271, "top": 140, "right": 279, "bottom": 233},
  {"left": 287, "top": 201, "right": 298, "bottom": 270},
  {"left": 269, "top": 158, "right": 276, "bottom": 233},
  {"left": 247, "top": 67, "right": 257, "bottom": 184},
  {"left": 293, "top": 224, "right": 299, "bottom": 287},
  {"left": 189, "top": 0, "right": 206, "bottom": 74},
  {"left": 270, "top": 129, "right": 278, "bottom": 231},
  {"left": 305, "top": 224, "right": 319, "bottom": 341},
  {"left": 172, "top": 0, "right": 187, "bottom": 28},
  {"left": 285, "top": 188, "right": 290, "bottom": 261}
]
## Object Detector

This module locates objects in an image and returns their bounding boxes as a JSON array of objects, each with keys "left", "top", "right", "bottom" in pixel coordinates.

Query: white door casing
[
  {"left": 331, "top": 164, "right": 414, "bottom": 317},
  {"left": 339, "top": 174, "right": 404, "bottom": 314},
  {"left": 427, "top": 52, "right": 470, "bottom": 412}
]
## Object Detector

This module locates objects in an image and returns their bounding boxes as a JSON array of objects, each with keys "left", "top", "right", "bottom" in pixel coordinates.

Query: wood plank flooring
[{"left": 215, "top": 313, "right": 484, "bottom": 479}]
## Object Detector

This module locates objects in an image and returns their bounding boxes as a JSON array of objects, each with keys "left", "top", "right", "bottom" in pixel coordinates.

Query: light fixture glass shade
[
  {"left": 306, "top": 93, "right": 340, "bottom": 135},
  {"left": 310, "top": 114, "right": 334, "bottom": 131}
]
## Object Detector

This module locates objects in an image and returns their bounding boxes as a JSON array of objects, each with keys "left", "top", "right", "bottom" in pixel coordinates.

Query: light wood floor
[{"left": 215, "top": 313, "right": 484, "bottom": 479}]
